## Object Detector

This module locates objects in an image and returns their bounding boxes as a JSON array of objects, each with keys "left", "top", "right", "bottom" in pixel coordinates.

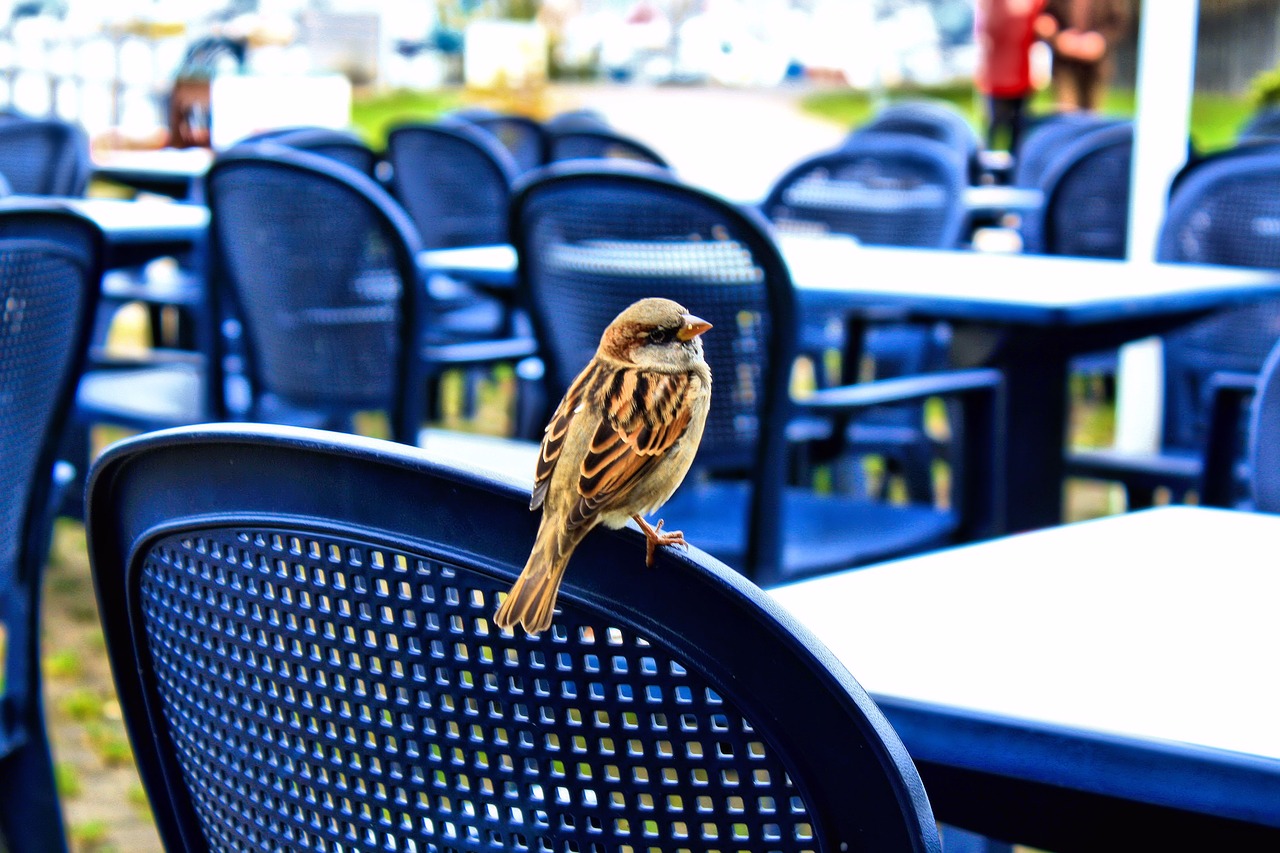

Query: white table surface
[
  {"left": 421, "top": 235, "right": 1280, "bottom": 325},
  {"left": 770, "top": 505, "right": 1280, "bottom": 762}
]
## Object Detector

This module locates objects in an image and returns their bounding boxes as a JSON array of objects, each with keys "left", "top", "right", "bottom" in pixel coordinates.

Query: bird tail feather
[{"left": 494, "top": 519, "right": 582, "bottom": 636}]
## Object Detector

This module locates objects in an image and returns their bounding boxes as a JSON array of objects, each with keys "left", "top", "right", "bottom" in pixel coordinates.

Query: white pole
[{"left": 1115, "top": 0, "right": 1199, "bottom": 454}]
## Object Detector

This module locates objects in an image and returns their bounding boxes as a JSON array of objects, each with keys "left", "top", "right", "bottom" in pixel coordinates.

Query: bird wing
[
  {"left": 565, "top": 367, "right": 699, "bottom": 533},
  {"left": 530, "top": 361, "right": 599, "bottom": 511}
]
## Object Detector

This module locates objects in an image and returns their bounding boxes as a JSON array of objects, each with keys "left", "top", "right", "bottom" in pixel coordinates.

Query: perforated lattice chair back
[
  {"left": 205, "top": 146, "right": 423, "bottom": 419},
  {"left": 1156, "top": 146, "right": 1280, "bottom": 454},
  {"left": 463, "top": 114, "right": 548, "bottom": 174},
  {"left": 1012, "top": 113, "right": 1121, "bottom": 189},
  {"left": 1238, "top": 107, "right": 1280, "bottom": 144},
  {"left": 266, "top": 127, "right": 381, "bottom": 177},
  {"left": 762, "top": 132, "right": 967, "bottom": 249},
  {"left": 857, "top": 101, "right": 981, "bottom": 184},
  {"left": 1248, "top": 339, "right": 1280, "bottom": 513},
  {"left": 0, "top": 204, "right": 102, "bottom": 852},
  {"left": 547, "top": 130, "right": 670, "bottom": 169},
  {"left": 1028, "top": 122, "right": 1133, "bottom": 258},
  {"left": 386, "top": 122, "right": 520, "bottom": 250},
  {"left": 511, "top": 161, "right": 794, "bottom": 477},
  {"left": 0, "top": 118, "right": 91, "bottom": 196},
  {"left": 85, "top": 424, "right": 940, "bottom": 853}
]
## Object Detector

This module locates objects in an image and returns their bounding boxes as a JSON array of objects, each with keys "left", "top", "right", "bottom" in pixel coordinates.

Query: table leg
[{"left": 951, "top": 326, "right": 1071, "bottom": 532}]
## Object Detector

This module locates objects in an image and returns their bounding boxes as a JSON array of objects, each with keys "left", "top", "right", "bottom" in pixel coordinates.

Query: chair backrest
[
  {"left": 1248, "top": 338, "right": 1280, "bottom": 512},
  {"left": 0, "top": 117, "right": 91, "bottom": 196},
  {"left": 453, "top": 112, "right": 549, "bottom": 174},
  {"left": 85, "top": 423, "right": 941, "bottom": 853},
  {"left": 1237, "top": 106, "right": 1280, "bottom": 144},
  {"left": 0, "top": 202, "right": 103, "bottom": 852},
  {"left": 261, "top": 126, "right": 381, "bottom": 177},
  {"left": 512, "top": 160, "right": 794, "bottom": 475},
  {"left": 857, "top": 100, "right": 982, "bottom": 184},
  {"left": 1155, "top": 145, "right": 1280, "bottom": 454},
  {"left": 543, "top": 107, "right": 612, "bottom": 134},
  {"left": 1023, "top": 121, "right": 1133, "bottom": 257},
  {"left": 1013, "top": 112, "right": 1121, "bottom": 189},
  {"left": 385, "top": 121, "right": 519, "bottom": 249},
  {"left": 546, "top": 128, "right": 670, "bottom": 169},
  {"left": 511, "top": 162, "right": 798, "bottom": 574},
  {"left": 761, "top": 132, "right": 968, "bottom": 249},
  {"left": 204, "top": 145, "right": 427, "bottom": 441}
]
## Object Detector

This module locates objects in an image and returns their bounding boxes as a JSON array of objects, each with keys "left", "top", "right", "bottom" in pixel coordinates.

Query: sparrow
[{"left": 494, "top": 297, "right": 713, "bottom": 636}]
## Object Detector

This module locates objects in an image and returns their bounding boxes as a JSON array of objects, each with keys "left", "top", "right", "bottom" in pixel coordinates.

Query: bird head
[{"left": 599, "top": 297, "right": 712, "bottom": 370}]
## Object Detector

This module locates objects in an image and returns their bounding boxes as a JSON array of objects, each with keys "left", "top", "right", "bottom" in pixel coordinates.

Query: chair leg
[{"left": 0, "top": 720, "right": 67, "bottom": 853}]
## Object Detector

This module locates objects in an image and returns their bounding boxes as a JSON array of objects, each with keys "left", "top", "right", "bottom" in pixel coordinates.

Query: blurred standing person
[
  {"left": 975, "top": 0, "right": 1046, "bottom": 153},
  {"left": 1034, "top": 0, "right": 1133, "bottom": 112}
]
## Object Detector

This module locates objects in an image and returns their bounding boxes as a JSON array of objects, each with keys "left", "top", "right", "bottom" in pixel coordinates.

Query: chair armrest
[
  {"left": 797, "top": 368, "right": 1006, "bottom": 540},
  {"left": 87, "top": 347, "right": 205, "bottom": 370},
  {"left": 421, "top": 335, "right": 539, "bottom": 365},
  {"left": 795, "top": 368, "right": 1003, "bottom": 412},
  {"left": 1200, "top": 370, "right": 1259, "bottom": 508}
]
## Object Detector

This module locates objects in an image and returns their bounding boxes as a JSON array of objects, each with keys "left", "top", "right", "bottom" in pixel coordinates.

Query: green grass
[
  {"left": 349, "top": 88, "right": 462, "bottom": 148},
  {"left": 800, "top": 82, "right": 1257, "bottom": 155}
]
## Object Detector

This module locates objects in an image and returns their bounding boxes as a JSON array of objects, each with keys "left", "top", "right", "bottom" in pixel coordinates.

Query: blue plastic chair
[
  {"left": 84, "top": 422, "right": 943, "bottom": 853},
  {"left": 0, "top": 116, "right": 91, "bottom": 196},
  {"left": 510, "top": 161, "right": 1005, "bottom": 587},
  {"left": 760, "top": 132, "right": 968, "bottom": 501},
  {"left": 1236, "top": 106, "right": 1280, "bottom": 145},
  {"left": 1199, "top": 337, "right": 1280, "bottom": 512},
  {"left": 1069, "top": 145, "right": 1280, "bottom": 508},
  {"left": 76, "top": 145, "right": 533, "bottom": 447},
  {"left": 547, "top": 127, "right": 670, "bottom": 169},
  {"left": 385, "top": 121, "right": 520, "bottom": 250},
  {"left": 856, "top": 99, "right": 984, "bottom": 185},
  {"left": 385, "top": 120, "right": 530, "bottom": 341},
  {"left": 1012, "top": 112, "right": 1123, "bottom": 190},
  {"left": 544, "top": 107, "right": 612, "bottom": 134},
  {"left": 447, "top": 109, "right": 549, "bottom": 174},
  {"left": 764, "top": 132, "right": 969, "bottom": 249},
  {"left": 1020, "top": 121, "right": 1134, "bottom": 258},
  {"left": 249, "top": 126, "right": 381, "bottom": 178},
  {"left": 0, "top": 202, "right": 103, "bottom": 852}
]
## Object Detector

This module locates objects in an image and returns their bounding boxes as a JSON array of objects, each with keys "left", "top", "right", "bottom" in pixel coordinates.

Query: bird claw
[{"left": 642, "top": 517, "right": 688, "bottom": 567}]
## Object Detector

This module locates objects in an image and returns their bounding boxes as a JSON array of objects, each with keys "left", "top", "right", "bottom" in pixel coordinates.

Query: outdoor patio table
[
  {"left": 421, "top": 236, "right": 1280, "bottom": 531},
  {"left": 768, "top": 505, "right": 1280, "bottom": 850},
  {"left": 785, "top": 236, "right": 1280, "bottom": 530},
  {"left": 5, "top": 196, "right": 211, "bottom": 347},
  {"left": 90, "top": 146, "right": 214, "bottom": 201}
]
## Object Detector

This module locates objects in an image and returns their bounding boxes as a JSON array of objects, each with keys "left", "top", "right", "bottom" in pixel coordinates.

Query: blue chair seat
[{"left": 659, "top": 480, "right": 958, "bottom": 585}]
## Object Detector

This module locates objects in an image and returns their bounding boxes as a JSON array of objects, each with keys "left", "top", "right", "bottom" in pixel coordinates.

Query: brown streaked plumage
[{"left": 493, "top": 297, "right": 713, "bottom": 636}]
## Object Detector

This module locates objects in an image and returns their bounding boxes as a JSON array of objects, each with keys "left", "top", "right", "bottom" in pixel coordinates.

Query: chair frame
[
  {"left": 86, "top": 423, "right": 942, "bottom": 852},
  {"left": 509, "top": 161, "right": 1005, "bottom": 586},
  {"left": 0, "top": 202, "right": 104, "bottom": 853},
  {"left": 546, "top": 128, "right": 670, "bottom": 169}
]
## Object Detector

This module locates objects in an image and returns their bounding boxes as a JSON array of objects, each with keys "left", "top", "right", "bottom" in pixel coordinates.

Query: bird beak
[{"left": 677, "top": 314, "right": 713, "bottom": 341}]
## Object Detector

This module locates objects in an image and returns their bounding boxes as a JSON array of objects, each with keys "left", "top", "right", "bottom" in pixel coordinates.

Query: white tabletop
[
  {"left": 420, "top": 236, "right": 1280, "bottom": 327},
  {"left": 780, "top": 234, "right": 1280, "bottom": 324},
  {"left": 91, "top": 147, "right": 214, "bottom": 178},
  {"left": 769, "top": 505, "right": 1280, "bottom": 762},
  {"left": 60, "top": 197, "right": 210, "bottom": 239}
]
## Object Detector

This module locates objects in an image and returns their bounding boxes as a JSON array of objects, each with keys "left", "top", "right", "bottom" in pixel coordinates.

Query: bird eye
[{"left": 648, "top": 329, "right": 669, "bottom": 345}]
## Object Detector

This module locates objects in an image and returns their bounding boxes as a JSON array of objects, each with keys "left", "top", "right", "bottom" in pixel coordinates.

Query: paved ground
[{"left": 545, "top": 82, "right": 847, "bottom": 201}]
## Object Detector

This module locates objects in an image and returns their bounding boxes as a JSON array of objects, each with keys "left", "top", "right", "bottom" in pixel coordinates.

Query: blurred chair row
[
  {"left": 3, "top": 141, "right": 996, "bottom": 853},
  {"left": 1006, "top": 108, "right": 1280, "bottom": 512},
  {"left": 0, "top": 112, "right": 92, "bottom": 197}
]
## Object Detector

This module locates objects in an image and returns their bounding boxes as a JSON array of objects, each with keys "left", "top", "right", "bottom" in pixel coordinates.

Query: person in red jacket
[{"left": 975, "top": 0, "right": 1047, "bottom": 153}]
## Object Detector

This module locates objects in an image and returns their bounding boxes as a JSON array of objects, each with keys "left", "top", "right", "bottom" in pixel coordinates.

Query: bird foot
[{"left": 633, "top": 515, "right": 688, "bottom": 566}]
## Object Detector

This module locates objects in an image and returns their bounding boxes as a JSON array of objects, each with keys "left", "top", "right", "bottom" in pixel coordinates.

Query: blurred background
[
  {"left": 13, "top": 1, "right": 1280, "bottom": 851},
  {"left": 3, "top": 0, "right": 1278, "bottom": 159}
]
